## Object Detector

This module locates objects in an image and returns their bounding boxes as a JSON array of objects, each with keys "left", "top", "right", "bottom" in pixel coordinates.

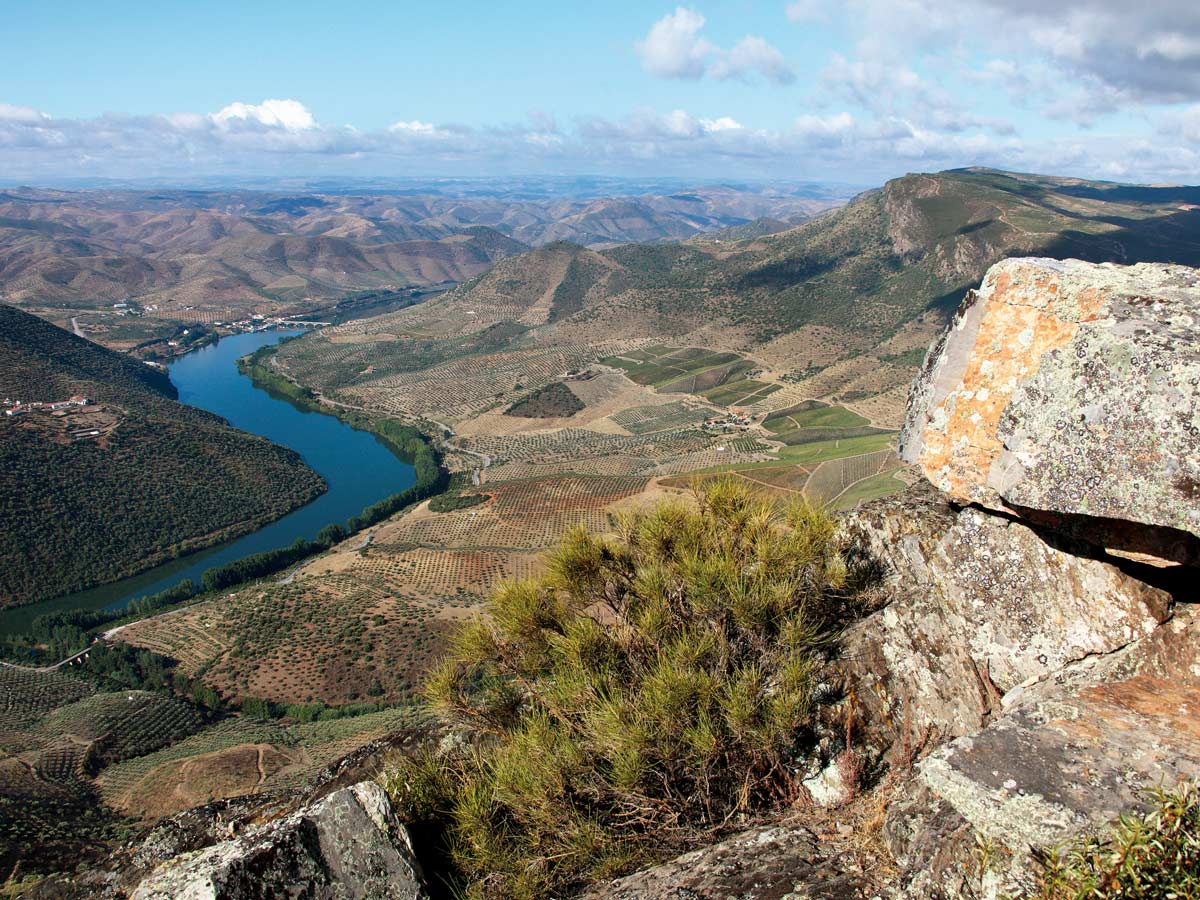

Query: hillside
[
  {"left": 0, "top": 307, "right": 326, "bottom": 605},
  {"left": 276, "top": 168, "right": 1200, "bottom": 432},
  {"left": 0, "top": 183, "right": 844, "bottom": 329}
]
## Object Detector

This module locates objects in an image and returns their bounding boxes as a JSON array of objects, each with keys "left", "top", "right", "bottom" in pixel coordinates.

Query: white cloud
[
  {"left": 711, "top": 36, "right": 797, "bottom": 84},
  {"left": 637, "top": 7, "right": 712, "bottom": 79},
  {"left": 794, "top": 0, "right": 1200, "bottom": 108},
  {"left": 0, "top": 97, "right": 1197, "bottom": 184},
  {"left": 785, "top": 0, "right": 828, "bottom": 23},
  {"left": 700, "top": 116, "right": 743, "bottom": 132},
  {"left": 388, "top": 120, "right": 442, "bottom": 136},
  {"left": 211, "top": 99, "right": 316, "bottom": 131},
  {"left": 637, "top": 8, "right": 795, "bottom": 84},
  {"left": 0, "top": 103, "right": 50, "bottom": 123}
]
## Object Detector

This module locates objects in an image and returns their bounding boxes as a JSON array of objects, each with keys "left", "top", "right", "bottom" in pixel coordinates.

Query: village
[{"left": 3, "top": 395, "right": 91, "bottom": 417}]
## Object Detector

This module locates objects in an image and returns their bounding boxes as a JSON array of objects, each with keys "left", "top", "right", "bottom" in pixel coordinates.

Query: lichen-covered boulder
[
  {"left": 840, "top": 483, "right": 1172, "bottom": 758},
  {"left": 130, "top": 782, "right": 428, "bottom": 900},
  {"left": 900, "top": 257, "right": 1200, "bottom": 565},
  {"left": 884, "top": 607, "right": 1200, "bottom": 899}
]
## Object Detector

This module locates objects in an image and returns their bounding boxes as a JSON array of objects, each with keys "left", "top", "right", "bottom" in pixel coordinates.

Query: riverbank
[{"left": 0, "top": 330, "right": 445, "bottom": 653}]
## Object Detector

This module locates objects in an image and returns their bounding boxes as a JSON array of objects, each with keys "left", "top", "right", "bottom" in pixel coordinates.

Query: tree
[{"left": 383, "top": 478, "right": 869, "bottom": 900}]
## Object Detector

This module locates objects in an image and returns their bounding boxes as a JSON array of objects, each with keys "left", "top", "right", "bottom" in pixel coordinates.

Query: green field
[
  {"left": 764, "top": 403, "right": 870, "bottom": 433},
  {"left": 777, "top": 432, "right": 896, "bottom": 464},
  {"left": 832, "top": 471, "right": 906, "bottom": 510},
  {"left": 701, "top": 378, "right": 781, "bottom": 406},
  {"left": 602, "top": 347, "right": 754, "bottom": 394}
]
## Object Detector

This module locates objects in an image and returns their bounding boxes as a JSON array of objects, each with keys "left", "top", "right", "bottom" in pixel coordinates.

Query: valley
[{"left": 5, "top": 166, "right": 1200, "bottom": 889}]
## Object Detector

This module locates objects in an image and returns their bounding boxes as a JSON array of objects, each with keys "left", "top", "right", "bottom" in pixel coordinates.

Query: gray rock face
[
  {"left": 885, "top": 607, "right": 1200, "bottom": 898},
  {"left": 900, "top": 257, "right": 1200, "bottom": 565},
  {"left": 130, "top": 782, "right": 428, "bottom": 900},
  {"left": 579, "top": 822, "right": 871, "bottom": 900},
  {"left": 839, "top": 482, "right": 1172, "bottom": 758}
]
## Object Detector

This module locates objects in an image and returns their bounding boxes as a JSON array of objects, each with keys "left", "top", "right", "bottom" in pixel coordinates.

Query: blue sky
[{"left": 3, "top": 0, "right": 1199, "bottom": 184}]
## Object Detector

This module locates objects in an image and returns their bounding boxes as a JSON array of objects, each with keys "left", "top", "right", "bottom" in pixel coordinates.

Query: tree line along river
[{"left": 0, "top": 330, "right": 416, "bottom": 635}]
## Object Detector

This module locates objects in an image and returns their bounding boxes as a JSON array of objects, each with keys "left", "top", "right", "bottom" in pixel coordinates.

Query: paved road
[{"left": 1, "top": 642, "right": 95, "bottom": 673}]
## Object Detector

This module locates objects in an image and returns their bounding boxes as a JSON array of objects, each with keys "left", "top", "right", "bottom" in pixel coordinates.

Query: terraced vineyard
[
  {"left": 97, "top": 705, "right": 426, "bottom": 819},
  {"left": 610, "top": 401, "right": 709, "bottom": 434}
]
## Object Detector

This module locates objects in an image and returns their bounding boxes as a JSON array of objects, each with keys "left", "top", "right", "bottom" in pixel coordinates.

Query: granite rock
[
  {"left": 579, "top": 822, "right": 871, "bottom": 900},
  {"left": 884, "top": 607, "right": 1200, "bottom": 898}
]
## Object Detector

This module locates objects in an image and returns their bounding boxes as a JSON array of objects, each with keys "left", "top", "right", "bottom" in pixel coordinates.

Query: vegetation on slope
[
  {"left": 1017, "top": 783, "right": 1200, "bottom": 900},
  {"left": 0, "top": 307, "right": 326, "bottom": 606},
  {"left": 505, "top": 381, "right": 585, "bottom": 418},
  {"left": 383, "top": 479, "right": 871, "bottom": 899}
]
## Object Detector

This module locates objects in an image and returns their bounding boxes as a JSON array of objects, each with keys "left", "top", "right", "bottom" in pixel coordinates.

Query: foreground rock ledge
[
  {"left": 839, "top": 482, "right": 1172, "bottom": 757},
  {"left": 130, "top": 782, "right": 428, "bottom": 900},
  {"left": 900, "top": 257, "right": 1200, "bottom": 565}
]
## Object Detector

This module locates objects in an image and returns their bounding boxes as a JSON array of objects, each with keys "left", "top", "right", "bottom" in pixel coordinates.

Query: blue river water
[{"left": 0, "top": 330, "right": 415, "bottom": 634}]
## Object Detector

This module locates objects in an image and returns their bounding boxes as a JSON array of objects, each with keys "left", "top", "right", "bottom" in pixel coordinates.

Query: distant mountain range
[{"left": 0, "top": 183, "right": 846, "bottom": 311}]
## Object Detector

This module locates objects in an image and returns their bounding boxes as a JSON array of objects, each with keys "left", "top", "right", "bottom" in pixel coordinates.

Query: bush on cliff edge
[{"left": 382, "top": 478, "right": 865, "bottom": 900}]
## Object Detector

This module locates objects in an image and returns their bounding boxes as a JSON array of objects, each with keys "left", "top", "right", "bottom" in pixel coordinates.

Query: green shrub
[
  {"left": 1022, "top": 783, "right": 1200, "bottom": 900},
  {"left": 382, "top": 478, "right": 864, "bottom": 900}
]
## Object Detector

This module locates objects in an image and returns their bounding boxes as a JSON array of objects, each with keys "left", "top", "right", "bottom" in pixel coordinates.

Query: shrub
[
  {"left": 1023, "top": 783, "right": 1200, "bottom": 900},
  {"left": 382, "top": 478, "right": 863, "bottom": 900}
]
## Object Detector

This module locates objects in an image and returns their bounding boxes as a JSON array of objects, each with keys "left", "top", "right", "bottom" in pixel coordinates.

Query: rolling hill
[
  {"left": 275, "top": 167, "right": 1200, "bottom": 430},
  {"left": 0, "top": 182, "right": 845, "bottom": 321},
  {"left": 0, "top": 308, "right": 326, "bottom": 606}
]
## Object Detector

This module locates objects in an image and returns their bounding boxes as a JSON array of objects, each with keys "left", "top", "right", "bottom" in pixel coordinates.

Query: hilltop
[{"left": 0, "top": 307, "right": 325, "bottom": 605}]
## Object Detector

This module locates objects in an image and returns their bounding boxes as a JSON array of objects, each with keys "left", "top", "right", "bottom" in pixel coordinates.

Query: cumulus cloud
[
  {"left": 638, "top": 7, "right": 711, "bottom": 79},
  {"left": 637, "top": 8, "right": 795, "bottom": 84},
  {"left": 710, "top": 36, "right": 796, "bottom": 84},
  {"left": 388, "top": 120, "right": 443, "bottom": 136},
  {"left": 0, "top": 103, "right": 50, "bottom": 123},
  {"left": 211, "top": 99, "right": 316, "bottom": 131}
]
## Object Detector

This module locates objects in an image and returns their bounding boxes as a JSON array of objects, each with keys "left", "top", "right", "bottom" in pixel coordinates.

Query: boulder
[
  {"left": 900, "top": 257, "right": 1200, "bottom": 566},
  {"left": 579, "top": 822, "right": 871, "bottom": 900},
  {"left": 839, "top": 482, "right": 1172, "bottom": 758},
  {"left": 130, "top": 782, "right": 428, "bottom": 900},
  {"left": 884, "top": 607, "right": 1200, "bottom": 898}
]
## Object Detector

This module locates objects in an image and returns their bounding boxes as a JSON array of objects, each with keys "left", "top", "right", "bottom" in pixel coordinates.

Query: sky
[{"left": 3, "top": 0, "right": 1200, "bottom": 185}]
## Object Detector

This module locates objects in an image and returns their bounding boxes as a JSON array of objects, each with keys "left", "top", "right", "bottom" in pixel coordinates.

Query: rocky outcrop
[
  {"left": 580, "top": 821, "right": 872, "bottom": 900},
  {"left": 885, "top": 607, "right": 1200, "bottom": 898},
  {"left": 842, "top": 257, "right": 1200, "bottom": 897},
  {"left": 900, "top": 257, "right": 1200, "bottom": 566},
  {"left": 840, "top": 481, "right": 1173, "bottom": 759},
  {"left": 130, "top": 782, "right": 428, "bottom": 900}
]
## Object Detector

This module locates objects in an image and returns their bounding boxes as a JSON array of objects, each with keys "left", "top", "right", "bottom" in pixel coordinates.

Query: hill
[
  {"left": 0, "top": 183, "right": 845, "bottom": 333},
  {"left": 291, "top": 167, "right": 1200, "bottom": 425},
  {"left": 0, "top": 308, "right": 326, "bottom": 605}
]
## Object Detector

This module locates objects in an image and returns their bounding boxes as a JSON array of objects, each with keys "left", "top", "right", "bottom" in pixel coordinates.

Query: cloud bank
[{"left": 1, "top": 95, "right": 1197, "bottom": 184}]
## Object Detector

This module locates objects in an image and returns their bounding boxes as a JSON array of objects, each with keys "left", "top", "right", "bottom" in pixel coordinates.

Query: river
[{"left": 0, "top": 330, "right": 415, "bottom": 634}]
